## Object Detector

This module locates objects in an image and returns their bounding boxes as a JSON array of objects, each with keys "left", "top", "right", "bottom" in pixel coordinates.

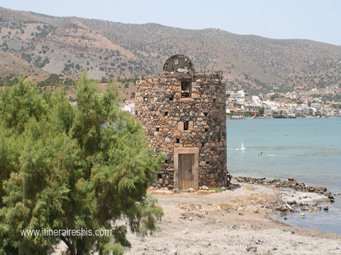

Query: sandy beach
[{"left": 126, "top": 180, "right": 341, "bottom": 255}]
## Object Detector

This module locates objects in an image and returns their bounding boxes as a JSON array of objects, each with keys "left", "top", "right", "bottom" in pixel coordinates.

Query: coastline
[{"left": 126, "top": 178, "right": 341, "bottom": 255}]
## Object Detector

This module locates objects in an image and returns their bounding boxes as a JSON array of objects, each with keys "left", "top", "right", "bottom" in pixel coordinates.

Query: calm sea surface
[{"left": 227, "top": 118, "right": 341, "bottom": 235}]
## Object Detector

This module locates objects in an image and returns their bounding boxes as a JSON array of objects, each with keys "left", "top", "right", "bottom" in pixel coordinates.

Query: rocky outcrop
[
  {"left": 235, "top": 177, "right": 334, "bottom": 201},
  {"left": 235, "top": 176, "right": 335, "bottom": 214}
]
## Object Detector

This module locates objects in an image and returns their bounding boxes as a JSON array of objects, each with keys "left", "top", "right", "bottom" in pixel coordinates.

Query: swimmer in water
[{"left": 258, "top": 152, "right": 263, "bottom": 156}]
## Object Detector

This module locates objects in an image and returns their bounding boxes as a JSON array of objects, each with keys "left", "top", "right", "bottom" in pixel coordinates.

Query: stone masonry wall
[{"left": 135, "top": 72, "right": 229, "bottom": 189}]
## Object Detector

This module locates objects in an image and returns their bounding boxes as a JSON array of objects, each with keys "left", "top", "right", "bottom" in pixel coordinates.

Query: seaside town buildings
[{"left": 226, "top": 87, "right": 341, "bottom": 118}]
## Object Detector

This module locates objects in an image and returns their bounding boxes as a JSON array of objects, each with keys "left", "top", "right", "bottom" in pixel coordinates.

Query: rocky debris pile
[
  {"left": 199, "top": 185, "right": 209, "bottom": 190},
  {"left": 234, "top": 177, "right": 337, "bottom": 215},
  {"left": 275, "top": 189, "right": 332, "bottom": 214},
  {"left": 178, "top": 203, "right": 209, "bottom": 221},
  {"left": 235, "top": 176, "right": 335, "bottom": 203}
]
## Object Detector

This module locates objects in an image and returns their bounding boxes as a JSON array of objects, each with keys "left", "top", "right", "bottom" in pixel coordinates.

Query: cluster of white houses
[{"left": 227, "top": 89, "right": 341, "bottom": 118}]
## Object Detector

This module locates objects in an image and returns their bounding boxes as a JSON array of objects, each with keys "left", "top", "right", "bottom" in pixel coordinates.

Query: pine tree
[{"left": 0, "top": 74, "right": 163, "bottom": 255}]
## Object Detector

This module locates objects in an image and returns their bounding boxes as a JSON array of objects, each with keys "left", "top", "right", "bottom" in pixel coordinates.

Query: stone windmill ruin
[{"left": 135, "top": 54, "right": 230, "bottom": 190}]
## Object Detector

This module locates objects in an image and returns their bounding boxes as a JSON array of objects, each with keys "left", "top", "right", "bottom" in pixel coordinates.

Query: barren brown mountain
[{"left": 1, "top": 7, "right": 340, "bottom": 93}]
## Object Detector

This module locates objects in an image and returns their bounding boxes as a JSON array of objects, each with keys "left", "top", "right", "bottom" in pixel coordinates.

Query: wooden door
[{"left": 178, "top": 154, "right": 194, "bottom": 190}]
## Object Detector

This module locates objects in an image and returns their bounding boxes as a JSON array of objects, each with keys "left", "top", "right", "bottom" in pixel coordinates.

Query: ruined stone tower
[{"left": 135, "top": 54, "right": 229, "bottom": 190}]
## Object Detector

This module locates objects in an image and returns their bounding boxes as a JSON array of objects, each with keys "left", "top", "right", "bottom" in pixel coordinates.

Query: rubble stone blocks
[{"left": 135, "top": 54, "right": 229, "bottom": 189}]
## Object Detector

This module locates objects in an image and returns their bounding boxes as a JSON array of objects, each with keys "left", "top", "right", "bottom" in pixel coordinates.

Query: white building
[{"left": 121, "top": 100, "right": 135, "bottom": 114}]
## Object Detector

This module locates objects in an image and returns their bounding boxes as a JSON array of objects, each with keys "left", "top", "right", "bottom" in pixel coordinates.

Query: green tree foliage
[
  {"left": 0, "top": 76, "right": 20, "bottom": 87},
  {"left": 258, "top": 107, "right": 265, "bottom": 116},
  {"left": 0, "top": 73, "right": 163, "bottom": 255},
  {"left": 37, "top": 73, "right": 62, "bottom": 87},
  {"left": 37, "top": 74, "right": 75, "bottom": 87}
]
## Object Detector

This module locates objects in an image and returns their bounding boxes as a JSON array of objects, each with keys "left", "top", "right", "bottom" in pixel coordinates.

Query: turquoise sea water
[{"left": 227, "top": 118, "right": 341, "bottom": 235}]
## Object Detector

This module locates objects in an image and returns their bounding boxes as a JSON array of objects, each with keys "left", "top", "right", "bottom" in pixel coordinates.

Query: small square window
[
  {"left": 156, "top": 127, "right": 160, "bottom": 132},
  {"left": 205, "top": 128, "right": 208, "bottom": 132},
  {"left": 213, "top": 98, "right": 216, "bottom": 102},
  {"left": 176, "top": 138, "right": 180, "bottom": 143},
  {"left": 202, "top": 142, "right": 205, "bottom": 147},
  {"left": 168, "top": 95, "right": 174, "bottom": 101},
  {"left": 164, "top": 111, "right": 168, "bottom": 116},
  {"left": 165, "top": 159, "right": 169, "bottom": 164},
  {"left": 204, "top": 112, "right": 208, "bottom": 117}
]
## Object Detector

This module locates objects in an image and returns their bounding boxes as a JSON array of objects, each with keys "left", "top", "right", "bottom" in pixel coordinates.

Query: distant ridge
[{"left": 0, "top": 7, "right": 340, "bottom": 93}]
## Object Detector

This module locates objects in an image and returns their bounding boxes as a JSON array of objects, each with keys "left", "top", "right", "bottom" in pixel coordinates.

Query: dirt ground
[{"left": 126, "top": 182, "right": 341, "bottom": 255}]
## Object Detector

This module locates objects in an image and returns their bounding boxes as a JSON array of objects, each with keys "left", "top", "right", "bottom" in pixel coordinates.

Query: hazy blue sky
[{"left": 0, "top": 0, "right": 340, "bottom": 45}]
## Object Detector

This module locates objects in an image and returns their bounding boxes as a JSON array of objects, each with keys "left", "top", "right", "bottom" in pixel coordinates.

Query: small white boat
[{"left": 235, "top": 142, "right": 246, "bottom": 151}]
